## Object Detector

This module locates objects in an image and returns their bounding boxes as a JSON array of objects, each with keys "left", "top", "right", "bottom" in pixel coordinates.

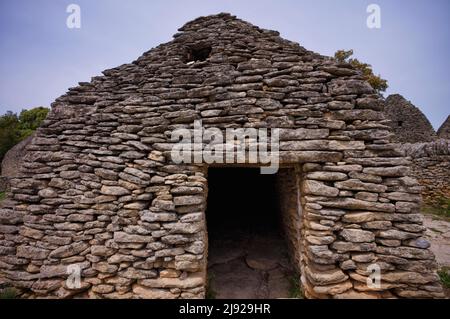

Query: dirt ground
[
  {"left": 424, "top": 215, "right": 450, "bottom": 298},
  {"left": 424, "top": 215, "right": 450, "bottom": 268},
  {"left": 207, "top": 230, "right": 297, "bottom": 299}
]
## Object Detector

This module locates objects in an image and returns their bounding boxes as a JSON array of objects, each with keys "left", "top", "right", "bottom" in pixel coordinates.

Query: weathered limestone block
[
  {"left": 280, "top": 140, "right": 365, "bottom": 151},
  {"left": 141, "top": 211, "right": 177, "bottom": 222},
  {"left": 100, "top": 186, "right": 130, "bottom": 196},
  {"left": 333, "top": 109, "right": 384, "bottom": 121},
  {"left": 363, "top": 166, "right": 408, "bottom": 177},
  {"left": 324, "top": 164, "right": 363, "bottom": 173},
  {"left": 313, "top": 280, "right": 353, "bottom": 295},
  {"left": 38, "top": 188, "right": 58, "bottom": 198},
  {"left": 48, "top": 178, "right": 74, "bottom": 190},
  {"left": 173, "top": 196, "right": 204, "bottom": 206},
  {"left": 342, "top": 212, "right": 391, "bottom": 223},
  {"left": 376, "top": 246, "right": 434, "bottom": 260},
  {"left": 120, "top": 268, "right": 158, "bottom": 279},
  {"left": 139, "top": 273, "right": 204, "bottom": 289},
  {"left": 403, "top": 238, "right": 431, "bottom": 249},
  {"left": 328, "top": 79, "right": 374, "bottom": 96},
  {"left": 17, "top": 246, "right": 49, "bottom": 260},
  {"left": 383, "top": 192, "right": 421, "bottom": 203},
  {"left": 394, "top": 288, "right": 444, "bottom": 299},
  {"left": 306, "top": 245, "right": 340, "bottom": 264},
  {"left": 306, "top": 235, "right": 335, "bottom": 245},
  {"left": 306, "top": 171, "right": 347, "bottom": 181},
  {"left": 279, "top": 151, "right": 343, "bottom": 163},
  {"left": 132, "top": 285, "right": 178, "bottom": 299},
  {"left": 93, "top": 262, "right": 118, "bottom": 274},
  {"left": 303, "top": 180, "right": 339, "bottom": 197},
  {"left": 19, "top": 227, "right": 44, "bottom": 240},
  {"left": 331, "top": 241, "right": 377, "bottom": 253},
  {"left": 355, "top": 192, "right": 378, "bottom": 202},
  {"left": 376, "top": 230, "right": 419, "bottom": 240},
  {"left": 318, "top": 198, "right": 395, "bottom": 212},
  {"left": 163, "top": 222, "right": 203, "bottom": 234},
  {"left": 340, "top": 229, "right": 375, "bottom": 243},
  {"left": 305, "top": 266, "right": 348, "bottom": 286},
  {"left": 49, "top": 242, "right": 90, "bottom": 259},
  {"left": 382, "top": 271, "right": 439, "bottom": 285},
  {"left": 279, "top": 128, "right": 329, "bottom": 140},
  {"left": 356, "top": 97, "right": 384, "bottom": 111},
  {"left": 90, "top": 245, "right": 115, "bottom": 257},
  {"left": 335, "top": 179, "right": 387, "bottom": 193}
]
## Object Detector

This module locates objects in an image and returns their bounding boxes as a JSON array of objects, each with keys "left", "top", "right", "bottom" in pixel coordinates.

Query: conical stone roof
[
  {"left": 384, "top": 94, "right": 437, "bottom": 143},
  {"left": 437, "top": 115, "right": 450, "bottom": 139}
]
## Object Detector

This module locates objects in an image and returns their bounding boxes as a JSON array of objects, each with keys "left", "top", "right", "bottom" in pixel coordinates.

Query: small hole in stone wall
[
  {"left": 398, "top": 121, "right": 403, "bottom": 127},
  {"left": 186, "top": 46, "right": 212, "bottom": 63}
]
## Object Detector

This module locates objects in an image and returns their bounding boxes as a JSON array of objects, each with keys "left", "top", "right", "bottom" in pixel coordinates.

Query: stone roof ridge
[
  {"left": 177, "top": 12, "right": 277, "bottom": 35},
  {"left": 386, "top": 94, "right": 426, "bottom": 113},
  {"left": 172, "top": 12, "right": 313, "bottom": 56},
  {"left": 49, "top": 13, "right": 362, "bottom": 113}
]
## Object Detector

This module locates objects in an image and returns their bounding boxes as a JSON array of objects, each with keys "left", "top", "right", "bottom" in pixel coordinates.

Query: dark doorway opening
[{"left": 206, "top": 168, "right": 300, "bottom": 299}]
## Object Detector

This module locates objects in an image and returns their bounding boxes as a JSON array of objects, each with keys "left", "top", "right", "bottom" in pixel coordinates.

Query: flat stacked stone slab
[{"left": 0, "top": 13, "right": 444, "bottom": 299}]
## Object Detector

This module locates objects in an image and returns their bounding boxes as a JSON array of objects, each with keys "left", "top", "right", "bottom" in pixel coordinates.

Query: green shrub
[
  {"left": 0, "top": 107, "right": 49, "bottom": 163},
  {"left": 205, "top": 274, "right": 216, "bottom": 299},
  {"left": 334, "top": 49, "right": 388, "bottom": 93},
  {"left": 422, "top": 197, "right": 450, "bottom": 220},
  {"left": 289, "top": 274, "right": 303, "bottom": 299},
  {"left": 438, "top": 268, "right": 450, "bottom": 289},
  {"left": 0, "top": 287, "right": 17, "bottom": 299}
]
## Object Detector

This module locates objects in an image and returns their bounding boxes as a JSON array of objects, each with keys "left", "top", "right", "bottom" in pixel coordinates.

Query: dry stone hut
[
  {"left": 0, "top": 134, "right": 34, "bottom": 192},
  {"left": 0, "top": 13, "right": 444, "bottom": 299},
  {"left": 383, "top": 97, "right": 450, "bottom": 205},
  {"left": 384, "top": 94, "right": 437, "bottom": 143},
  {"left": 437, "top": 116, "right": 450, "bottom": 139}
]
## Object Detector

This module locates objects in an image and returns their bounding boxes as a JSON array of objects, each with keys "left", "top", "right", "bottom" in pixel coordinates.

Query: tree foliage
[
  {"left": 334, "top": 49, "right": 388, "bottom": 93},
  {"left": 0, "top": 107, "right": 49, "bottom": 162}
]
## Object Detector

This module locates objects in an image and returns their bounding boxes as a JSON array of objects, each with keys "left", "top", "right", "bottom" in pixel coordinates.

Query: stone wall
[
  {"left": 0, "top": 13, "right": 444, "bottom": 299},
  {"left": 277, "top": 168, "right": 302, "bottom": 272},
  {"left": 0, "top": 177, "right": 8, "bottom": 193},
  {"left": 384, "top": 94, "right": 437, "bottom": 143},
  {"left": 399, "top": 140, "right": 450, "bottom": 204}
]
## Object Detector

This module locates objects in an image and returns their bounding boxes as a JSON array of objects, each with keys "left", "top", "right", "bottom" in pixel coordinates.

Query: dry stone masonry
[
  {"left": 384, "top": 94, "right": 437, "bottom": 144},
  {"left": 398, "top": 140, "right": 450, "bottom": 204},
  {"left": 0, "top": 134, "right": 34, "bottom": 192},
  {"left": 383, "top": 95, "right": 449, "bottom": 205},
  {"left": 437, "top": 116, "right": 450, "bottom": 140},
  {"left": 0, "top": 13, "right": 445, "bottom": 299},
  {"left": 383, "top": 95, "right": 450, "bottom": 205}
]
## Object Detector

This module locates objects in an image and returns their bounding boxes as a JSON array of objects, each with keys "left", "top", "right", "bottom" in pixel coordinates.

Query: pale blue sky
[{"left": 0, "top": 0, "right": 449, "bottom": 129}]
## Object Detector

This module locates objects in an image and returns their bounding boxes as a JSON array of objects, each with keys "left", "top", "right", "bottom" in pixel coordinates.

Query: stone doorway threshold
[{"left": 207, "top": 229, "right": 296, "bottom": 299}]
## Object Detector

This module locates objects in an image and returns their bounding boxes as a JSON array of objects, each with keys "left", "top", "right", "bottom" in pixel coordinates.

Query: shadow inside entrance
[{"left": 206, "top": 168, "right": 297, "bottom": 299}]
